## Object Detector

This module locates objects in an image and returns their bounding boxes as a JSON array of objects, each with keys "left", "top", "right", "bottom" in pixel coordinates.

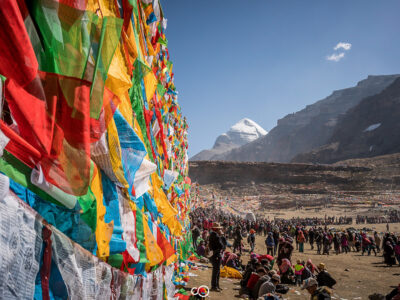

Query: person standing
[
  {"left": 295, "top": 227, "right": 300, "bottom": 250},
  {"left": 394, "top": 240, "right": 400, "bottom": 265},
  {"left": 209, "top": 223, "right": 225, "bottom": 292},
  {"left": 322, "top": 233, "right": 331, "bottom": 256},
  {"left": 297, "top": 231, "right": 306, "bottom": 253},
  {"left": 374, "top": 231, "right": 382, "bottom": 253},
  {"left": 248, "top": 229, "right": 256, "bottom": 253},
  {"left": 309, "top": 228, "right": 315, "bottom": 250},
  {"left": 192, "top": 225, "right": 200, "bottom": 249},
  {"left": 294, "top": 259, "right": 305, "bottom": 286},
  {"left": 233, "top": 225, "right": 243, "bottom": 254},
  {"left": 384, "top": 240, "right": 396, "bottom": 266},
  {"left": 316, "top": 231, "right": 323, "bottom": 254},
  {"left": 273, "top": 230, "right": 280, "bottom": 255},
  {"left": 361, "top": 233, "right": 371, "bottom": 256},
  {"left": 333, "top": 233, "right": 340, "bottom": 255},
  {"left": 265, "top": 232, "right": 275, "bottom": 256},
  {"left": 341, "top": 233, "right": 349, "bottom": 254}
]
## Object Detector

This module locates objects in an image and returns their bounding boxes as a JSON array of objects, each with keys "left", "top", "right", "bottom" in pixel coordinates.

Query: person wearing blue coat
[{"left": 265, "top": 232, "right": 275, "bottom": 256}]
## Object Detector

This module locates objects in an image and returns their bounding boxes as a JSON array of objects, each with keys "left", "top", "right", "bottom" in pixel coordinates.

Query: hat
[
  {"left": 259, "top": 281, "right": 275, "bottom": 294},
  {"left": 269, "top": 270, "right": 277, "bottom": 276},
  {"left": 301, "top": 278, "right": 318, "bottom": 290},
  {"left": 212, "top": 222, "right": 223, "bottom": 230},
  {"left": 271, "top": 274, "right": 280, "bottom": 282},
  {"left": 318, "top": 263, "right": 326, "bottom": 271},
  {"left": 257, "top": 268, "right": 267, "bottom": 274}
]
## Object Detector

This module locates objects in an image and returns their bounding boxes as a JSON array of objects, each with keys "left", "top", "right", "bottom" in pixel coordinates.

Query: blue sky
[{"left": 161, "top": 0, "right": 400, "bottom": 157}]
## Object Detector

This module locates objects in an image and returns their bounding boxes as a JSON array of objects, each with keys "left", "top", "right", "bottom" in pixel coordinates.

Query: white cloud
[
  {"left": 334, "top": 42, "right": 352, "bottom": 51},
  {"left": 326, "top": 52, "right": 345, "bottom": 62}
]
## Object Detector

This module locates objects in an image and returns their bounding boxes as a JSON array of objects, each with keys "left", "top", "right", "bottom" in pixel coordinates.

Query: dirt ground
[{"left": 187, "top": 220, "right": 400, "bottom": 300}]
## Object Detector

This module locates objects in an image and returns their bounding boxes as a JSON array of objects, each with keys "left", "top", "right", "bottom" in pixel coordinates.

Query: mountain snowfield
[
  {"left": 190, "top": 118, "right": 267, "bottom": 161},
  {"left": 215, "top": 118, "right": 267, "bottom": 147}
]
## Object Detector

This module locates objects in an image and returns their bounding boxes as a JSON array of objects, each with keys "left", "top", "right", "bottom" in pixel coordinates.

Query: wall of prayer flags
[{"left": 0, "top": 0, "right": 191, "bottom": 299}]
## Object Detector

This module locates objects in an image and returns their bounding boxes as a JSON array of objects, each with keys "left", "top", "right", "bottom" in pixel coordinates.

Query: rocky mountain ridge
[
  {"left": 216, "top": 74, "right": 400, "bottom": 162},
  {"left": 292, "top": 77, "right": 400, "bottom": 164}
]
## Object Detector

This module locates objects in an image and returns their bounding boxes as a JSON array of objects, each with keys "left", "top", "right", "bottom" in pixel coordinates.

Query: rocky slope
[
  {"left": 191, "top": 118, "right": 267, "bottom": 160},
  {"left": 189, "top": 153, "right": 400, "bottom": 209},
  {"left": 218, "top": 75, "right": 400, "bottom": 162},
  {"left": 292, "top": 77, "right": 400, "bottom": 164}
]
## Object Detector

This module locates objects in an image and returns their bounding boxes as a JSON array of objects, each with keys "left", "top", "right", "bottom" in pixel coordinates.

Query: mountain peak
[
  {"left": 214, "top": 118, "right": 267, "bottom": 148},
  {"left": 229, "top": 118, "right": 268, "bottom": 136},
  {"left": 191, "top": 118, "right": 267, "bottom": 161}
]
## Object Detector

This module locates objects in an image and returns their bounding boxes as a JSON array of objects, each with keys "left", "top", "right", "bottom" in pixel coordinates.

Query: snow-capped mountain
[
  {"left": 190, "top": 118, "right": 267, "bottom": 161},
  {"left": 221, "top": 74, "right": 400, "bottom": 163}
]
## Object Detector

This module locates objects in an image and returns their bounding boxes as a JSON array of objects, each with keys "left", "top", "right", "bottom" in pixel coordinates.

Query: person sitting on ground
[
  {"left": 196, "top": 240, "right": 206, "bottom": 257},
  {"left": 272, "top": 273, "right": 289, "bottom": 295},
  {"left": 225, "top": 252, "right": 242, "bottom": 270},
  {"left": 306, "top": 258, "right": 317, "bottom": 275},
  {"left": 301, "top": 277, "right": 332, "bottom": 299},
  {"left": 386, "top": 283, "right": 400, "bottom": 300},
  {"left": 239, "top": 258, "right": 259, "bottom": 297},
  {"left": 251, "top": 270, "right": 271, "bottom": 299},
  {"left": 258, "top": 272, "right": 283, "bottom": 297},
  {"left": 316, "top": 263, "right": 336, "bottom": 289},
  {"left": 301, "top": 260, "right": 314, "bottom": 282},
  {"left": 246, "top": 267, "right": 267, "bottom": 299},
  {"left": 256, "top": 253, "right": 275, "bottom": 269},
  {"left": 260, "top": 258, "right": 272, "bottom": 272},
  {"left": 258, "top": 281, "right": 276, "bottom": 298}
]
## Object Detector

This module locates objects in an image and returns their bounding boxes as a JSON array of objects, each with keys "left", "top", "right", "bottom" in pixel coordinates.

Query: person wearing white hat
[{"left": 301, "top": 277, "right": 332, "bottom": 299}]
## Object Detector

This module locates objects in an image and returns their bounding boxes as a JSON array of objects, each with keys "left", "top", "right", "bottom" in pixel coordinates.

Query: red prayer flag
[{"left": 0, "top": 0, "right": 38, "bottom": 86}]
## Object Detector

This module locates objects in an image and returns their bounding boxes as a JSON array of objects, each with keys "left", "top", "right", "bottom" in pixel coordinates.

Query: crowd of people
[
  {"left": 189, "top": 207, "right": 400, "bottom": 299},
  {"left": 356, "top": 210, "right": 400, "bottom": 224}
]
